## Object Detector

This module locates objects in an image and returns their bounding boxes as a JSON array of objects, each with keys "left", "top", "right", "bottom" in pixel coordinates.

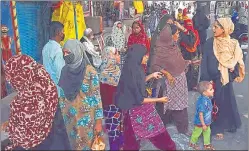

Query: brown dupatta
[{"left": 150, "top": 25, "right": 189, "bottom": 77}]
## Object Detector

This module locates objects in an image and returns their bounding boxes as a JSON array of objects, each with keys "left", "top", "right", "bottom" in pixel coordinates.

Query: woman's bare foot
[
  {"left": 215, "top": 133, "right": 224, "bottom": 140},
  {"left": 204, "top": 144, "right": 215, "bottom": 150},
  {"left": 189, "top": 142, "right": 200, "bottom": 150}
]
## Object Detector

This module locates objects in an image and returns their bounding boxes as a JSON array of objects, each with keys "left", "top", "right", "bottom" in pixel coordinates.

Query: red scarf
[
  {"left": 127, "top": 21, "right": 151, "bottom": 72},
  {"left": 180, "top": 19, "right": 200, "bottom": 53},
  {"left": 127, "top": 20, "right": 150, "bottom": 54}
]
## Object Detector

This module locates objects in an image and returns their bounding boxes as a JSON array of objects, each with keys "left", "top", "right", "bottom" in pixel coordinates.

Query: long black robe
[
  {"left": 200, "top": 38, "right": 242, "bottom": 135},
  {"left": 192, "top": 7, "right": 210, "bottom": 54},
  {"left": 179, "top": 31, "right": 200, "bottom": 91}
]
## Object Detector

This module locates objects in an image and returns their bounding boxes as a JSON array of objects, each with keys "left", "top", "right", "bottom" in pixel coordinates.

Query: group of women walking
[{"left": 2, "top": 12, "right": 245, "bottom": 151}]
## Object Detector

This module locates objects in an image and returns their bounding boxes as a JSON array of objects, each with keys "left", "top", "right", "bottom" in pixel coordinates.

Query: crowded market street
[{"left": 1, "top": 1, "right": 248, "bottom": 150}]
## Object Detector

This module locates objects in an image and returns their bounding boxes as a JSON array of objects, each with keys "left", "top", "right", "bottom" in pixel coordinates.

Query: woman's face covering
[
  {"left": 213, "top": 21, "right": 225, "bottom": 37},
  {"left": 172, "top": 30, "right": 180, "bottom": 42}
]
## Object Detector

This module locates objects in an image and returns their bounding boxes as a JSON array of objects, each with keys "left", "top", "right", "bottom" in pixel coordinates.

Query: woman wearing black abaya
[
  {"left": 192, "top": 7, "right": 210, "bottom": 55},
  {"left": 200, "top": 18, "right": 245, "bottom": 140}
]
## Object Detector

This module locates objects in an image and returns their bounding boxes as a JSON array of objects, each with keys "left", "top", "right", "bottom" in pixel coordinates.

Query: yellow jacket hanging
[
  {"left": 133, "top": 1, "right": 144, "bottom": 14},
  {"left": 51, "top": 1, "right": 86, "bottom": 46}
]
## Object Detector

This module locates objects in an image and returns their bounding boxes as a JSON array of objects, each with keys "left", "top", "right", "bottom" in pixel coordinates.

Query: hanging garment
[
  {"left": 51, "top": 1, "right": 86, "bottom": 46},
  {"left": 133, "top": 1, "right": 144, "bottom": 14}
]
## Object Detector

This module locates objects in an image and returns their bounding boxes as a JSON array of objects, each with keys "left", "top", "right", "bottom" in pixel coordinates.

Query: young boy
[{"left": 189, "top": 81, "right": 215, "bottom": 150}]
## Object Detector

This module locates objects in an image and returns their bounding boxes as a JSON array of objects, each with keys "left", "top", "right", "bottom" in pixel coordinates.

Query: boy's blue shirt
[{"left": 194, "top": 95, "right": 213, "bottom": 126}]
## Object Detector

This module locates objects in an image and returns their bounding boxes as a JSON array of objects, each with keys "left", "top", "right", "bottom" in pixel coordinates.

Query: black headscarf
[
  {"left": 192, "top": 7, "right": 209, "bottom": 31},
  {"left": 115, "top": 44, "right": 147, "bottom": 110},
  {"left": 147, "top": 14, "right": 173, "bottom": 74}
]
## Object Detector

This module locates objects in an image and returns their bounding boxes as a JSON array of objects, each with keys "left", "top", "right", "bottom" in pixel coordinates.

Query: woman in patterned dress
[
  {"left": 99, "top": 45, "right": 123, "bottom": 150},
  {"left": 115, "top": 44, "right": 176, "bottom": 150},
  {"left": 148, "top": 19, "right": 193, "bottom": 135},
  {"left": 111, "top": 21, "right": 126, "bottom": 69},
  {"left": 58, "top": 40, "right": 104, "bottom": 150}
]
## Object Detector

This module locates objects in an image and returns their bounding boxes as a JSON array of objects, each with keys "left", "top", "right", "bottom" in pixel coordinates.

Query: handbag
[{"left": 91, "top": 133, "right": 106, "bottom": 150}]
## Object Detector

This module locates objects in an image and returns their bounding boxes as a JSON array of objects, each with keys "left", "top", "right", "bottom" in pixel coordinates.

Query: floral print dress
[{"left": 59, "top": 65, "right": 103, "bottom": 150}]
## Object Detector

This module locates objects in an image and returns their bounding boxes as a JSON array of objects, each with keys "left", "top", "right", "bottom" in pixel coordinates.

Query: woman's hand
[
  {"left": 174, "top": 21, "right": 185, "bottom": 31},
  {"left": 1, "top": 121, "right": 9, "bottom": 132},
  {"left": 191, "top": 60, "right": 201, "bottom": 65},
  {"left": 229, "top": 68, "right": 234, "bottom": 72},
  {"left": 152, "top": 72, "right": 163, "bottom": 79},
  {"left": 165, "top": 72, "right": 175, "bottom": 86},
  {"left": 95, "top": 119, "right": 102, "bottom": 133},
  {"left": 115, "top": 54, "right": 121, "bottom": 64},
  {"left": 158, "top": 97, "right": 169, "bottom": 103}
]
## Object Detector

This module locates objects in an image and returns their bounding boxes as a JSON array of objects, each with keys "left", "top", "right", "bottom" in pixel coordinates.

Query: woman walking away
[
  {"left": 179, "top": 19, "right": 201, "bottom": 91},
  {"left": 58, "top": 40, "right": 104, "bottom": 150},
  {"left": 4, "top": 55, "right": 59, "bottom": 150},
  {"left": 99, "top": 45, "right": 123, "bottom": 150},
  {"left": 115, "top": 44, "right": 176, "bottom": 151},
  {"left": 127, "top": 20, "right": 151, "bottom": 72},
  {"left": 200, "top": 18, "right": 245, "bottom": 140},
  {"left": 192, "top": 7, "right": 210, "bottom": 55}
]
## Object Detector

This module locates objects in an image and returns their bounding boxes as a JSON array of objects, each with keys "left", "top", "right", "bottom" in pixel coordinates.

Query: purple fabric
[
  {"left": 129, "top": 103, "right": 166, "bottom": 139},
  {"left": 123, "top": 111, "right": 176, "bottom": 150}
]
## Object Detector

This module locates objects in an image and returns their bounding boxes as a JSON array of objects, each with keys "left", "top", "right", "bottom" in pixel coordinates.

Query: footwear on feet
[
  {"left": 204, "top": 144, "right": 215, "bottom": 150},
  {"left": 189, "top": 142, "right": 200, "bottom": 150}
]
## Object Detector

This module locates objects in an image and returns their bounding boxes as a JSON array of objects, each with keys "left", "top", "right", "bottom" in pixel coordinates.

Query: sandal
[
  {"left": 215, "top": 133, "right": 224, "bottom": 140},
  {"left": 189, "top": 143, "right": 200, "bottom": 150},
  {"left": 204, "top": 144, "right": 215, "bottom": 150}
]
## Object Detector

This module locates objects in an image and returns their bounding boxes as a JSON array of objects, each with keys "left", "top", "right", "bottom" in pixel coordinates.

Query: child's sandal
[
  {"left": 204, "top": 144, "right": 215, "bottom": 150},
  {"left": 189, "top": 143, "right": 200, "bottom": 150}
]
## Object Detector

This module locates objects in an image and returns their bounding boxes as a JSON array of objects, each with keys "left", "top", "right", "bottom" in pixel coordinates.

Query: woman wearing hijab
[
  {"left": 58, "top": 39, "right": 104, "bottom": 150},
  {"left": 200, "top": 18, "right": 245, "bottom": 140},
  {"left": 115, "top": 44, "right": 176, "bottom": 151},
  {"left": 192, "top": 7, "right": 210, "bottom": 54},
  {"left": 147, "top": 14, "right": 174, "bottom": 76},
  {"left": 128, "top": 20, "right": 151, "bottom": 72},
  {"left": 3, "top": 55, "right": 59, "bottom": 150},
  {"left": 179, "top": 19, "right": 201, "bottom": 91},
  {"left": 111, "top": 21, "right": 126, "bottom": 69},
  {"left": 148, "top": 14, "right": 193, "bottom": 135},
  {"left": 80, "top": 28, "right": 102, "bottom": 69},
  {"left": 99, "top": 45, "right": 123, "bottom": 150}
]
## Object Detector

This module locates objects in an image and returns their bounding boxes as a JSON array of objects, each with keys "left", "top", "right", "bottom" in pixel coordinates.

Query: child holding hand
[{"left": 189, "top": 81, "right": 215, "bottom": 150}]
